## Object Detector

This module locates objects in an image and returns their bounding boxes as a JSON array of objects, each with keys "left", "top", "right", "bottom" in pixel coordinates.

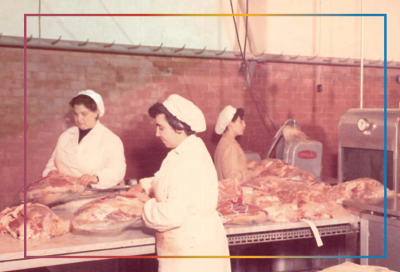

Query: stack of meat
[
  {"left": 252, "top": 159, "right": 316, "bottom": 183},
  {"left": 73, "top": 193, "right": 144, "bottom": 234},
  {"left": 20, "top": 173, "right": 86, "bottom": 205},
  {"left": 217, "top": 197, "right": 268, "bottom": 225},
  {"left": 242, "top": 176, "right": 350, "bottom": 223},
  {"left": 217, "top": 159, "right": 397, "bottom": 225},
  {"left": 322, "top": 178, "right": 397, "bottom": 204},
  {"left": 0, "top": 203, "right": 71, "bottom": 240}
]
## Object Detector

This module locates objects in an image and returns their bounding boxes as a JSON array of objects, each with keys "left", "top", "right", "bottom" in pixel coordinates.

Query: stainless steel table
[{"left": 0, "top": 209, "right": 359, "bottom": 272}]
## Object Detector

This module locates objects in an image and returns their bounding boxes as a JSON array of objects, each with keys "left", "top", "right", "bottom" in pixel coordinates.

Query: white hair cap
[
  {"left": 76, "top": 90, "right": 105, "bottom": 118},
  {"left": 162, "top": 94, "right": 206, "bottom": 133},
  {"left": 215, "top": 105, "right": 237, "bottom": 135}
]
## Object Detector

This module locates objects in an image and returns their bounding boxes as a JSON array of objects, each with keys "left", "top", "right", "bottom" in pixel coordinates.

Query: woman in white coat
[
  {"left": 43, "top": 90, "right": 126, "bottom": 189},
  {"left": 132, "top": 94, "right": 231, "bottom": 272},
  {"left": 214, "top": 105, "right": 264, "bottom": 184}
]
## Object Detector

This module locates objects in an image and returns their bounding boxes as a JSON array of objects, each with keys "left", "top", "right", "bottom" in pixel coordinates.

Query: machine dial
[{"left": 357, "top": 118, "right": 370, "bottom": 131}]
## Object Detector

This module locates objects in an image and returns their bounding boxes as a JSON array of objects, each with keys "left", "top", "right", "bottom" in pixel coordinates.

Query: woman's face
[
  {"left": 155, "top": 114, "right": 186, "bottom": 149},
  {"left": 73, "top": 104, "right": 98, "bottom": 130},
  {"left": 229, "top": 117, "right": 246, "bottom": 136}
]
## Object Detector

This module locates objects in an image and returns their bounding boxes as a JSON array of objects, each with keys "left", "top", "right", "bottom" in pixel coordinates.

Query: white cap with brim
[
  {"left": 215, "top": 105, "right": 237, "bottom": 134},
  {"left": 162, "top": 94, "right": 206, "bottom": 133},
  {"left": 76, "top": 90, "right": 105, "bottom": 118}
]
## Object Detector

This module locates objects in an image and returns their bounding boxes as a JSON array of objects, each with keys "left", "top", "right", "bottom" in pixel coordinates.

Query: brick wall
[{"left": 0, "top": 46, "right": 399, "bottom": 211}]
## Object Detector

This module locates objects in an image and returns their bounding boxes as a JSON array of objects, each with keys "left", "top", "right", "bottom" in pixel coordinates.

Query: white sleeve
[
  {"left": 42, "top": 148, "right": 57, "bottom": 177},
  {"left": 42, "top": 133, "right": 63, "bottom": 177},
  {"left": 142, "top": 158, "right": 198, "bottom": 233},
  {"left": 91, "top": 137, "right": 127, "bottom": 189}
]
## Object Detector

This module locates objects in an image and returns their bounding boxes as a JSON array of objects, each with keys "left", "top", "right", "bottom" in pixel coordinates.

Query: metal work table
[{"left": 0, "top": 211, "right": 359, "bottom": 271}]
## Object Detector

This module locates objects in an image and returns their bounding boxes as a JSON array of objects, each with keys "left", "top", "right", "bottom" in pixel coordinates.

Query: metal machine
[
  {"left": 338, "top": 109, "right": 400, "bottom": 193},
  {"left": 264, "top": 119, "right": 323, "bottom": 180}
]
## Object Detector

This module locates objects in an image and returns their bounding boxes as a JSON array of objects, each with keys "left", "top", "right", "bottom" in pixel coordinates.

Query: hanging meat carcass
[{"left": 0, "top": 203, "right": 71, "bottom": 240}]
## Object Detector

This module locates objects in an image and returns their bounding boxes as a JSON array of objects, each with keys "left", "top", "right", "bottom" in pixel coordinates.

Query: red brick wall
[{"left": 0, "top": 46, "right": 399, "bottom": 211}]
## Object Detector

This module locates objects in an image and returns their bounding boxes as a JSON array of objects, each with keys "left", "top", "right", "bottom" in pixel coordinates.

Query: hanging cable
[
  {"left": 243, "top": 0, "right": 249, "bottom": 59},
  {"left": 229, "top": 0, "right": 244, "bottom": 60},
  {"left": 229, "top": 0, "right": 276, "bottom": 131},
  {"left": 240, "top": 0, "right": 249, "bottom": 74}
]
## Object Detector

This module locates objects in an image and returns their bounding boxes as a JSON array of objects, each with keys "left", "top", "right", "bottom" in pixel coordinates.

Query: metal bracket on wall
[
  {"left": 307, "top": 54, "right": 319, "bottom": 61},
  {"left": 78, "top": 39, "right": 89, "bottom": 47},
  {"left": 104, "top": 40, "right": 115, "bottom": 48},
  {"left": 289, "top": 54, "right": 300, "bottom": 60},
  {"left": 173, "top": 44, "right": 186, "bottom": 53},
  {"left": 127, "top": 43, "right": 141, "bottom": 50},
  {"left": 214, "top": 47, "right": 227, "bottom": 56},
  {"left": 194, "top": 46, "right": 206, "bottom": 55},
  {"left": 51, "top": 36, "right": 62, "bottom": 45},
  {"left": 339, "top": 57, "right": 350, "bottom": 63},
  {"left": 151, "top": 43, "right": 163, "bottom": 52}
]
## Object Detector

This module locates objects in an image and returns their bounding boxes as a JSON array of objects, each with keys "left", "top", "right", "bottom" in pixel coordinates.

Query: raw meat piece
[
  {"left": 248, "top": 159, "right": 316, "bottom": 182},
  {"left": 242, "top": 188, "right": 280, "bottom": 208},
  {"left": 20, "top": 173, "right": 85, "bottom": 205},
  {"left": 217, "top": 197, "right": 268, "bottom": 225},
  {"left": 218, "top": 177, "right": 243, "bottom": 201},
  {"left": 262, "top": 202, "right": 302, "bottom": 223},
  {"left": 242, "top": 176, "right": 351, "bottom": 222},
  {"left": 324, "top": 178, "right": 397, "bottom": 204},
  {"left": 73, "top": 193, "right": 144, "bottom": 234},
  {"left": 0, "top": 203, "right": 71, "bottom": 240}
]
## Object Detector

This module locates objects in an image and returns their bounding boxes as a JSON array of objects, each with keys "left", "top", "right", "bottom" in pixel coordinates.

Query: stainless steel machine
[
  {"left": 343, "top": 197, "right": 400, "bottom": 271},
  {"left": 338, "top": 109, "right": 400, "bottom": 193},
  {"left": 339, "top": 109, "right": 400, "bottom": 272},
  {"left": 264, "top": 119, "right": 323, "bottom": 180}
]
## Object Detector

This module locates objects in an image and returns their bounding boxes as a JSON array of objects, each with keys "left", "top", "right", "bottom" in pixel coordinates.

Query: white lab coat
[
  {"left": 43, "top": 121, "right": 126, "bottom": 189},
  {"left": 141, "top": 135, "right": 231, "bottom": 272}
]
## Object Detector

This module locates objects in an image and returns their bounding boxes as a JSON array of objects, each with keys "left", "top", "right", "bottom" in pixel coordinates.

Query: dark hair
[
  {"left": 69, "top": 95, "right": 98, "bottom": 112},
  {"left": 223, "top": 108, "right": 245, "bottom": 134},
  {"left": 232, "top": 108, "right": 245, "bottom": 122},
  {"left": 148, "top": 103, "right": 196, "bottom": 136}
]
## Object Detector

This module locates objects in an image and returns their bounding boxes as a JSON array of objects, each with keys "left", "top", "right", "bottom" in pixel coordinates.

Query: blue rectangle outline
[{"left": 23, "top": 13, "right": 387, "bottom": 259}]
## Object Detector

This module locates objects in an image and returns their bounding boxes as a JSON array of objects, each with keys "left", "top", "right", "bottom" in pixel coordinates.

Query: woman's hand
[
  {"left": 253, "top": 165, "right": 266, "bottom": 177},
  {"left": 136, "top": 192, "right": 151, "bottom": 203},
  {"left": 127, "top": 185, "right": 150, "bottom": 202},
  {"left": 47, "top": 170, "right": 59, "bottom": 177},
  {"left": 77, "top": 174, "right": 98, "bottom": 187},
  {"left": 247, "top": 160, "right": 258, "bottom": 170}
]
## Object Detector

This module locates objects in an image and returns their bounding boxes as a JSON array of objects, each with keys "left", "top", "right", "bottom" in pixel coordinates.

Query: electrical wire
[
  {"left": 243, "top": 0, "right": 249, "bottom": 61},
  {"left": 229, "top": 0, "right": 276, "bottom": 131},
  {"left": 229, "top": 0, "right": 244, "bottom": 59}
]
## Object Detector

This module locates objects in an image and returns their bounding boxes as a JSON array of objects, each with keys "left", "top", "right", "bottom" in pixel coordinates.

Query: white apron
[{"left": 141, "top": 135, "right": 231, "bottom": 272}]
